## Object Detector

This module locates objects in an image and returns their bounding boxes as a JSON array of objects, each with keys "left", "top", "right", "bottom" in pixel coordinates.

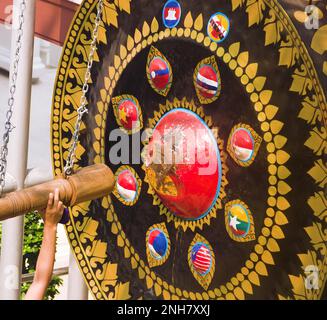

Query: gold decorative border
[
  {"left": 193, "top": 55, "right": 221, "bottom": 104},
  {"left": 142, "top": 97, "right": 229, "bottom": 232},
  {"left": 224, "top": 200, "right": 256, "bottom": 243},
  {"left": 230, "top": 0, "right": 326, "bottom": 300},
  {"left": 146, "top": 223, "right": 171, "bottom": 268},
  {"left": 188, "top": 233, "right": 215, "bottom": 290},
  {"left": 146, "top": 45, "right": 173, "bottom": 97},
  {"left": 227, "top": 123, "right": 262, "bottom": 167},
  {"left": 112, "top": 94, "right": 143, "bottom": 134},
  {"left": 112, "top": 165, "right": 142, "bottom": 206}
]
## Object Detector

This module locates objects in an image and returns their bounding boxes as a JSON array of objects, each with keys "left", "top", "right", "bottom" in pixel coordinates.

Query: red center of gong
[{"left": 145, "top": 109, "right": 221, "bottom": 220}]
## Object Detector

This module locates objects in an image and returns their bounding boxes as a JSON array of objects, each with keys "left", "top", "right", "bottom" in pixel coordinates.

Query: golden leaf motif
[
  {"left": 287, "top": 250, "right": 324, "bottom": 300},
  {"left": 263, "top": 9, "right": 283, "bottom": 46},
  {"left": 278, "top": 36, "right": 299, "bottom": 68},
  {"left": 245, "top": 63, "right": 258, "bottom": 79},
  {"left": 308, "top": 159, "right": 327, "bottom": 188},
  {"left": 305, "top": 223, "right": 327, "bottom": 256},
  {"left": 103, "top": 1, "right": 118, "bottom": 28},
  {"left": 151, "top": 17, "right": 159, "bottom": 33},
  {"left": 85, "top": 18, "right": 107, "bottom": 45},
  {"left": 114, "top": 0, "right": 131, "bottom": 13},
  {"left": 253, "top": 76, "right": 266, "bottom": 91},
  {"left": 311, "top": 24, "right": 327, "bottom": 55},
  {"left": 194, "top": 14, "right": 203, "bottom": 31},
  {"left": 231, "top": 0, "right": 246, "bottom": 11},
  {"left": 76, "top": 217, "right": 99, "bottom": 243},
  {"left": 298, "top": 95, "right": 322, "bottom": 125},
  {"left": 246, "top": 0, "right": 266, "bottom": 27},
  {"left": 142, "top": 21, "right": 150, "bottom": 37},
  {"left": 304, "top": 127, "right": 327, "bottom": 156},
  {"left": 290, "top": 65, "right": 313, "bottom": 96},
  {"left": 229, "top": 42, "right": 240, "bottom": 57},
  {"left": 308, "top": 191, "right": 327, "bottom": 222},
  {"left": 184, "top": 12, "right": 193, "bottom": 28}
]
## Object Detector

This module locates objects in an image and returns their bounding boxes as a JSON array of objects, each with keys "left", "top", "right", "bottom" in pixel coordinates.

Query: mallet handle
[{"left": 0, "top": 164, "right": 115, "bottom": 221}]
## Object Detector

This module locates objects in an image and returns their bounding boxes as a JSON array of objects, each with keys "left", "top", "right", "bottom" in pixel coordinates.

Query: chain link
[
  {"left": 0, "top": 0, "right": 27, "bottom": 196},
  {"left": 64, "top": 0, "right": 104, "bottom": 176}
]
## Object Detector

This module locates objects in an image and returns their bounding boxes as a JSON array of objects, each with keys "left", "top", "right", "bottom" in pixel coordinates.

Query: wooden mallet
[{"left": 0, "top": 164, "right": 115, "bottom": 223}]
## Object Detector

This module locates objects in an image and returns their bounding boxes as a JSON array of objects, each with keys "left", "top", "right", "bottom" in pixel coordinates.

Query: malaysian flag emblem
[{"left": 191, "top": 243, "right": 212, "bottom": 275}]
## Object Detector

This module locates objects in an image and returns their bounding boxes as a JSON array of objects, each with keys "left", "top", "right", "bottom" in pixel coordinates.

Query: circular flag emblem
[
  {"left": 228, "top": 204, "right": 250, "bottom": 238},
  {"left": 191, "top": 243, "right": 212, "bottom": 275},
  {"left": 207, "top": 12, "right": 230, "bottom": 43},
  {"left": 149, "top": 57, "right": 170, "bottom": 91},
  {"left": 162, "top": 0, "right": 181, "bottom": 28},
  {"left": 118, "top": 99, "right": 139, "bottom": 130},
  {"left": 196, "top": 65, "right": 219, "bottom": 100},
  {"left": 148, "top": 229, "right": 168, "bottom": 259},
  {"left": 231, "top": 128, "right": 254, "bottom": 162},
  {"left": 116, "top": 170, "right": 138, "bottom": 202}
]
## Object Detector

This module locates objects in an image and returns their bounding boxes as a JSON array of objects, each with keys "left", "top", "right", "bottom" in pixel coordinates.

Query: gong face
[
  {"left": 52, "top": 0, "right": 326, "bottom": 300},
  {"left": 144, "top": 108, "right": 221, "bottom": 220}
]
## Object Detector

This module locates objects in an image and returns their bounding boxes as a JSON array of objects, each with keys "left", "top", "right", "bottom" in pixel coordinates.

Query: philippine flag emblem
[
  {"left": 116, "top": 170, "right": 138, "bottom": 202},
  {"left": 163, "top": 0, "right": 181, "bottom": 28},
  {"left": 191, "top": 243, "right": 212, "bottom": 275},
  {"left": 207, "top": 12, "right": 230, "bottom": 43},
  {"left": 231, "top": 128, "right": 254, "bottom": 162}
]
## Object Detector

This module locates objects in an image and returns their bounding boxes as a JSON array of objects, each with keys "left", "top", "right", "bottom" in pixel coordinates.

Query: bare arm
[{"left": 25, "top": 189, "right": 63, "bottom": 300}]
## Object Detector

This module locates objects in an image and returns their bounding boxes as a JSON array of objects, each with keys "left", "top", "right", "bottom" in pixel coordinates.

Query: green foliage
[{"left": 0, "top": 212, "right": 63, "bottom": 300}]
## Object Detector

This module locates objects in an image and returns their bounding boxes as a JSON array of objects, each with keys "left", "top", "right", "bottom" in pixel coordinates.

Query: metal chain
[
  {"left": 0, "top": 0, "right": 27, "bottom": 196},
  {"left": 64, "top": 0, "right": 104, "bottom": 176}
]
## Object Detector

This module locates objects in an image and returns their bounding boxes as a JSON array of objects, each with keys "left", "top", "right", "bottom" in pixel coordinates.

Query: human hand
[{"left": 42, "top": 188, "right": 64, "bottom": 228}]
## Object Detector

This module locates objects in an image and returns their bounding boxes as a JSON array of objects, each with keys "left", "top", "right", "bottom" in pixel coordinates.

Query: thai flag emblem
[
  {"left": 163, "top": 0, "right": 181, "bottom": 28},
  {"left": 196, "top": 65, "right": 219, "bottom": 99},
  {"left": 191, "top": 243, "right": 212, "bottom": 275}
]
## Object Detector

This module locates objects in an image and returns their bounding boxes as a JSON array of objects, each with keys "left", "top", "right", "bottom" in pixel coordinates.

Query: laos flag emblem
[{"left": 163, "top": 0, "right": 181, "bottom": 28}]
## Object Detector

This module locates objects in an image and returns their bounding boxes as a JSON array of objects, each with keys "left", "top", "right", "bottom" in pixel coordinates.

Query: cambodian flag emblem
[
  {"left": 163, "top": 0, "right": 181, "bottom": 28},
  {"left": 191, "top": 243, "right": 212, "bottom": 275}
]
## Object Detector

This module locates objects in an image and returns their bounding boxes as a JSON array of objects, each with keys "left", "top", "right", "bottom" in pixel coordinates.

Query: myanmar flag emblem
[{"left": 225, "top": 201, "right": 255, "bottom": 242}]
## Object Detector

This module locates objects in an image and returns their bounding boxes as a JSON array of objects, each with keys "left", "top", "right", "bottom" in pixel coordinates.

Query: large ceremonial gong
[{"left": 51, "top": 0, "right": 326, "bottom": 300}]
